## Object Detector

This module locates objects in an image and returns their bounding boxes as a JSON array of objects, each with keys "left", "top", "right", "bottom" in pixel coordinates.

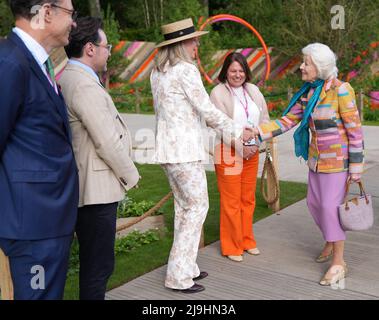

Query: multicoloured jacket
[{"left": 258, "top": 78, "right": 364, "bottom": 174}]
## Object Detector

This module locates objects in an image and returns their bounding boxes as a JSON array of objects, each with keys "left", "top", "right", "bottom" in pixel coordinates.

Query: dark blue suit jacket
[{"left": 0, "top": 32, "right": 79, "bottom": 240}]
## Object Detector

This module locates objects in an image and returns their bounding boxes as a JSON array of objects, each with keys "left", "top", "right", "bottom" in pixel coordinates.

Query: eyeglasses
[
  {"left": 51, "top": 3, "right": 78, "bottom": 21},
  {"left": 93, "top": 43, "right": 113, "bottom": 53}
]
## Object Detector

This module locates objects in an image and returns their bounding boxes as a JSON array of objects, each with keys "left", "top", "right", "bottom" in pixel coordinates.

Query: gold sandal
[
  {"left": 315, "top": 250, "right": 333, "bottom": 263},
  {"left": 319, "top": 263, "right": 348, "bottom": 286}
]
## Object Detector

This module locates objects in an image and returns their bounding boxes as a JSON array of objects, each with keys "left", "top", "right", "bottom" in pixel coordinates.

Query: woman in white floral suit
[{"left": 150, "top": 18, "right": 255, "bottom": 293}]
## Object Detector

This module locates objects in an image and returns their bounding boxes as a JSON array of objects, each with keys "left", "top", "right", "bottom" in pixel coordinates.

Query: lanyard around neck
[{"left": 226, "top": 83, "right": 249, "bottom": 119}]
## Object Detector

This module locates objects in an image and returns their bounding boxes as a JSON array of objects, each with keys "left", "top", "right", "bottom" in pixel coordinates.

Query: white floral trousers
[{"left": 161, "top": 161, "right": 209, "bottom": 289}]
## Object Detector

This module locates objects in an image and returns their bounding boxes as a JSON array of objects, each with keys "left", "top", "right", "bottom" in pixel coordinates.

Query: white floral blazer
[{"left": 150, "top": 61, "right": 242, "bottom": 164}]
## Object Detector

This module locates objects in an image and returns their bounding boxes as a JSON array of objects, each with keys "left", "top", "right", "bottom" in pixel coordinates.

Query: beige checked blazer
[{"left": 59, "top": 64, "right": 139, "bottom": 207}]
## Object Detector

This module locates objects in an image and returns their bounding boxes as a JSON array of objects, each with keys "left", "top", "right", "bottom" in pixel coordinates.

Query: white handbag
[{"left": 338, "top": 180, "right": 374, "bottom": 231}]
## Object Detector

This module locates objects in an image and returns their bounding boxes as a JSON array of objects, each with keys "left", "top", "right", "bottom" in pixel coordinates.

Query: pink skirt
[{"left": 306, "top": 170, "right": 348, "bottom": 242}]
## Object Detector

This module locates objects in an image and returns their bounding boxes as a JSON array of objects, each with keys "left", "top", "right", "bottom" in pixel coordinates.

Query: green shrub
[
  {"left": 110, "top": 80, "right": 154, "bottom": 113},
  {"left": 114, "top": 229, "right": 161, "bottom": 255},
  {"left": 364, "top": 107, "right": 379, "bottom": 122},
  {"left": 351, "top": 75, "right": 379, "bottom": 93},
  {"left": 117, "top": 196, "right": 162, "bottom": 218},
  {"left": 101, "top": 4, "right": 130, "bottom": 83},
  {"left": 0, "top": 0, "right": 13, "bottom": 36},
  {"left": 67, "top": 240, "right": 80, "bottom": 277}
]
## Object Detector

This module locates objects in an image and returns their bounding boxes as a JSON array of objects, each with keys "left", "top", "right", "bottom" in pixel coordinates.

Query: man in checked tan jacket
[{"left": 59, "top": 17, "right": 139, "bottom": 300}]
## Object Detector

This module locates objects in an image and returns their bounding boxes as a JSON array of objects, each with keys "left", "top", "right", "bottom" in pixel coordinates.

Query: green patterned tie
[{"left": 44, "top": 57, "right": 56, "bottom": 87}]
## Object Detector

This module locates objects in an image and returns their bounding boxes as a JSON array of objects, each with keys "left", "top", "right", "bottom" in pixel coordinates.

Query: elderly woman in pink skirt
[{"left": 251, "top": 43, "right": 364, "bottom": 286}]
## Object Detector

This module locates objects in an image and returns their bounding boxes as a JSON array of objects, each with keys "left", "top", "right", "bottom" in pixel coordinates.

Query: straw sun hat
[{"left": 155, "top": 18, "right": 209, "bottom": 48}]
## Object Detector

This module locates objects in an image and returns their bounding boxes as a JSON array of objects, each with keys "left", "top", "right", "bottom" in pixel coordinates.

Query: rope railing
[
  {"left": 116, "top": 192, "right": 173, "bottom": 234},
  {"left": 0, "top": 248, "right": 14, "bottom": 300}
]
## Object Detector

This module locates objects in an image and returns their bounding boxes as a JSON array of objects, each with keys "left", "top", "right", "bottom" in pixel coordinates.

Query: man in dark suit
[{"left": 0, "top": 0, "right": 78, "bottom": 299}]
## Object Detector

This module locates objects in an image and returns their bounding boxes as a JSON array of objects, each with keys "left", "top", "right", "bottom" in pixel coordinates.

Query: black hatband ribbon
[{"left": 164, "top": 26, "right": 196, "bottom": 41}]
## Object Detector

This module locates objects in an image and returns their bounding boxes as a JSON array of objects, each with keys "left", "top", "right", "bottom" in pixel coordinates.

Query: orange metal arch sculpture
[{"left": 197, "top": 14, "right": 271, "bottom": 84}]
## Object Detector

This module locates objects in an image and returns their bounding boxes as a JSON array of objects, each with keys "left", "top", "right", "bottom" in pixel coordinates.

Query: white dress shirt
[{"left": 13, "top": 27, "right": 57, "bottom": 92}]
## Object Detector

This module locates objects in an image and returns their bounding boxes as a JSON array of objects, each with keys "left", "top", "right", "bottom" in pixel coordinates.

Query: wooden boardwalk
[{"left": 106, "top": 166, "right": 379, "bottom": 300}]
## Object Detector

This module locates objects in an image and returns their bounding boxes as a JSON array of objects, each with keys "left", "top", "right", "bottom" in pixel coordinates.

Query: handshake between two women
[{"left": 241, "top": 127, "right": 260, "bottom": 160}]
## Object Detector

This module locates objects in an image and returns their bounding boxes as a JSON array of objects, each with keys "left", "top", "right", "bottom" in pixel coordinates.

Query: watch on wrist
[{"left": 243, "top": 138, "right": 259, "bottom": 146}]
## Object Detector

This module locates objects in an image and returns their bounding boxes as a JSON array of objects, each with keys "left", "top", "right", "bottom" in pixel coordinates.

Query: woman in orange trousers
[{"left": 210, "top": 52, "right": 270, "bottom": 262}]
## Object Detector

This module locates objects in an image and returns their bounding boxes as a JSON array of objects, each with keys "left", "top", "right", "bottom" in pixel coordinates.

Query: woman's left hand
[
  {"left": 242, "top": 127, "right": 259, "bottom": 142},
  {"left": 349, "top": 173, "right": 362, "bottom": 182},
  {"left": 250, "top": 145, "right": 259, "bottom": 156},
  {"left": 243, "top": 145, "right": 259, "bottom": 160}
]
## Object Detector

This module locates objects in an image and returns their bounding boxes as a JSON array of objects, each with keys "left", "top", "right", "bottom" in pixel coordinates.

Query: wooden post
[
  {"left": 0, "top": 248, "right": 14, "bottom": 300},
  {"left": 135, "top": 89, "right": 141, "bottom": 114},
  {"left": 358, "top": 89, "right": 364, "bottom": 122},
  {"left": 199, "top": 227, "right": 205, "bottom": 249},
  {"left": 287, "top": 87, "right": 293, "bottom": 101},
  {"left": 105, "top": 71, "right": 110, "bottom": 91},
  {"left": 89, "top": 0, "right": 101, "bottom": 17},
  {"left": 267, "top": 138, "right": 280, "bottom": 213}
]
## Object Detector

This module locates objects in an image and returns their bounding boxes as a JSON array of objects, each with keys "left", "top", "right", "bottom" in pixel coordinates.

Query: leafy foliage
[
  {"left": 102, "top": 0, "right": 205, "bottom": 42},
  {"left": 114, "top": 229, "right": 161, "bottom": 255},
  {"left": 109, "top": 79, "right": 154, "bottom": 113},
  {"left": 211, "top": 0, "right": 379, "bottom": 72},
  {"left": 0, "top": 0, "right": 13, "bottom": 36},
  {"left": 364, "top": 107, "right": 379, "bottom": 122},
  {"left": 67, "top": 239, "right": 80, "bottom": 277},
  {"left": 100, "top": 3, "right": 130, "bottom": 83},
  {"left": 101, "top": 3, "right": 120, "bottom": 46},
  {"left": 117, "top": 196, "right": 161, "bottom": 218}
]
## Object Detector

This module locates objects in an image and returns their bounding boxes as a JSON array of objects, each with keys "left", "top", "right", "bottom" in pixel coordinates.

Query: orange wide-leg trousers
[{"left": 214, "top": 143, "right": 259, "bottom": 256}]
